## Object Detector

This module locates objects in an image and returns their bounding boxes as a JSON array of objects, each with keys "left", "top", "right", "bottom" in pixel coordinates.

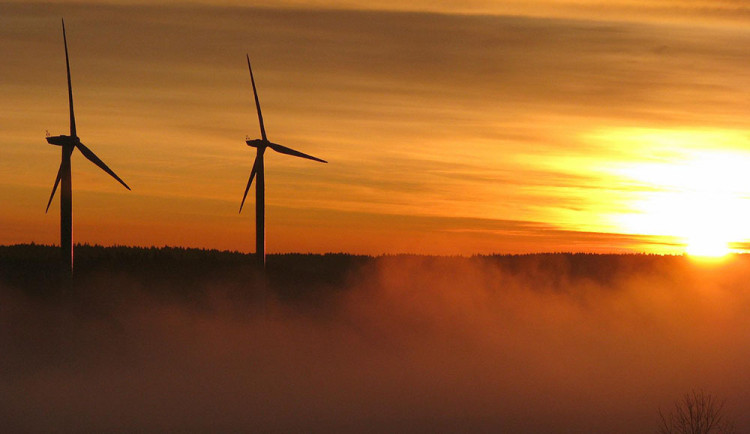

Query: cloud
[{"left": 5, "top": 0, "right": 750, "bottom": 25}]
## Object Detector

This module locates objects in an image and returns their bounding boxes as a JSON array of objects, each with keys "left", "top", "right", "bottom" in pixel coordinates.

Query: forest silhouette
[{"left": 0, "top": 243, "right": 693, "bottom": 301}]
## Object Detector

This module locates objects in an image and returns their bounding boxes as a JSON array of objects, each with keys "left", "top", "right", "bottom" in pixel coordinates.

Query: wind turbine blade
[
  {"left": 45, "top": 164, "right": 64, "bottom": 213},
  {"left": 268, "top": 142, "right": 327, "bottom": 163},
  {"left": 239, "top": 156, "right": 259, "bottom": 213},
  {"left": 76, "top": 142, "right": 131, "bottom": 190},
  {"left": 246, "top": 55, "right": 267, "bottom": 141},
  {"left": 62, "top": 19, "right": 76, "bottom": 138}
]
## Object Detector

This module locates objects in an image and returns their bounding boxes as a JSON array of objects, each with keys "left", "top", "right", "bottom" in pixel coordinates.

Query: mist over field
[{"left": 1, "top": 247, "right": 749, "bottom": 432}]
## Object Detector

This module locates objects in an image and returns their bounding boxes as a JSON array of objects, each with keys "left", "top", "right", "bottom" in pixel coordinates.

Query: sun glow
[{"left": 600, "top": 129, "right": 750, "bottom": 255}]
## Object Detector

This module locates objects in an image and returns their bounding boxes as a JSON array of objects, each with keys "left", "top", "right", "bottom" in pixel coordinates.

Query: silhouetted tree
[{"left": 658, "top": 390, "right": 735, "bottom": 434}]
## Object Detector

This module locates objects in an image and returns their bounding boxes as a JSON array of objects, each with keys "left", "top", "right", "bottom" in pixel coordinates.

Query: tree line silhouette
[
  {"left": 1, "top": 243, "right": 731, "bottom": 301},
  {"left": 0, "top": 244, "right": 368, "bottom": 303}
]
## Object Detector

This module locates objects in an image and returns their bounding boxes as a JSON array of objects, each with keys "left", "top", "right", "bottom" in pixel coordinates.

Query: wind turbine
[
  {"left": 239, "top": 55, "right": 327, "bottom": 269},
  {"left": 45, "top": 19, "right": 131, "bottom": 274}
]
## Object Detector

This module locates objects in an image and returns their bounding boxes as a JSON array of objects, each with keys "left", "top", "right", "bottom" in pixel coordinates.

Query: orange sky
[{"left": 1, "top": 1, "right": 749, "bottom": 254}]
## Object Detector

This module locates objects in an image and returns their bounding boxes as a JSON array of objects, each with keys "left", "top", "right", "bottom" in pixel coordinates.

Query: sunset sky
[{"left": 1, "top": 0, "right": 748, "bottom": 255}]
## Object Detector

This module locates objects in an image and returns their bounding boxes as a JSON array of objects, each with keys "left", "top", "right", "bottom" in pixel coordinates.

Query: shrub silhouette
[{"left": 658, "top": 390, "right": 735, "bottom": 434}]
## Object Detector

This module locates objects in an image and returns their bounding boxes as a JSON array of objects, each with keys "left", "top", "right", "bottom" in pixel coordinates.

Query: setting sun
[{"left": 685, "top": 235, "right": 730, "bottom": 258}]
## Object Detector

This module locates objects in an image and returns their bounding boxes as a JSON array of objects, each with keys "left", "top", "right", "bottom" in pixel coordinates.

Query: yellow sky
[{"left": 0, "top": 1, "right": 748, "bottom": 254}]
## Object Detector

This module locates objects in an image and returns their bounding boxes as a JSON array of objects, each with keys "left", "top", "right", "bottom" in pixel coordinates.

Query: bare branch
[{"left": 657, "top": 390, "right": 735, "bottom": 434}]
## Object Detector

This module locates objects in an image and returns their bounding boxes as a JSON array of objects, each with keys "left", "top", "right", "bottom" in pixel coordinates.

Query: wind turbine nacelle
[
  {"left": 47, "top": 135, "right": 77, "bottom": 147},
  {"left": 246, "top": 139, "right": 266, "bottom": 148}
]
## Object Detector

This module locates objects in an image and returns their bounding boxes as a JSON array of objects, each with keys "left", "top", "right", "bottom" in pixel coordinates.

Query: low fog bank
[{"left": 1, "top": 247, "right": 749, "bottom": 432}]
